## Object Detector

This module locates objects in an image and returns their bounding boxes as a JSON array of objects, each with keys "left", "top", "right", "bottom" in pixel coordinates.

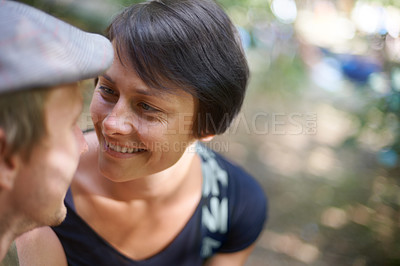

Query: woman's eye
[
  {"left": 139, "top": 102, "right": 157, "bottom": 112},
  {"left": 138, "top": 102, "right": 167, "bottom": 122},
  {"left": 99, "top": 86, "right": 115, "bottom": 95}
]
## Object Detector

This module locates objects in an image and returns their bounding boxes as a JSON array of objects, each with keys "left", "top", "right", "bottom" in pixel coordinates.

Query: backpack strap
[
  {"left": 197, "top": 144, "right": 229, "bottom": 259},
  {"left": 0, "top": 242, "right": 19, "bottom": 266}
]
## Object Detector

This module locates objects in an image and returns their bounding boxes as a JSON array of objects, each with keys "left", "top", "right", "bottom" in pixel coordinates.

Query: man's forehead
[{"left": 46, "top": 83, "right": 82, "bottom": 108}]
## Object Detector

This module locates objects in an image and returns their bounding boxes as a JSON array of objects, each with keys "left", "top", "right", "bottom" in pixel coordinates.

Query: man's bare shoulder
[{"left": 16, "top": 226, "right": 67, "bottom": 266}]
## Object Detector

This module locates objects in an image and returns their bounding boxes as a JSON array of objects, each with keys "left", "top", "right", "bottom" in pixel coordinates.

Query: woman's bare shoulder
[{"left": 16, "top": 226, "right": 67, "bottom": 266}]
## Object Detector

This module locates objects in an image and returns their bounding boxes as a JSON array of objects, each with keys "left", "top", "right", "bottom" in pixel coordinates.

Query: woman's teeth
[{"left": 106, "top": 141, "right": 144, "bottom": 154}]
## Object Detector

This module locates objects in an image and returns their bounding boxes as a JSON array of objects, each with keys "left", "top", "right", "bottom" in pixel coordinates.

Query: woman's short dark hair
[{"left": 106, "top": 0, "right": 249, "bottom": 137}]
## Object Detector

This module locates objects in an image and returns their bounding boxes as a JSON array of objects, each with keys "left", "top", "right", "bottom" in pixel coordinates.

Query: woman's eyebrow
[
  {"left": 99, "top": 73, "right": 168, "bottom": 98},
  {"left": 100, "top": 74, "right": 115, "bottom": 84}
]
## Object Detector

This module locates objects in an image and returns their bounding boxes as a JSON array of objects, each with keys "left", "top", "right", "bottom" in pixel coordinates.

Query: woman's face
[{"left": 90, "top": 53, "right": 198, "bottom": 182}]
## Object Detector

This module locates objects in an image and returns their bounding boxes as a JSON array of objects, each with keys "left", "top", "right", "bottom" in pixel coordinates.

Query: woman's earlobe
[{"left": 200, "top": 135, "right": 215, "bottom": 142}]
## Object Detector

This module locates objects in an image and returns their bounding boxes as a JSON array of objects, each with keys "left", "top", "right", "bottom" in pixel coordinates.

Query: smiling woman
[
  {"left": 90, "top": 58, "right": 198, "bottom": 181},
  {"left": 49, "top": 0, "right": 268, "bottom": 265}
]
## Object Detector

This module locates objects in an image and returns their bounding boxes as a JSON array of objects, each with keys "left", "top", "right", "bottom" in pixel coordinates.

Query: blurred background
[{"left": 20, "top": 0, "right": 400, "bottom": 265}]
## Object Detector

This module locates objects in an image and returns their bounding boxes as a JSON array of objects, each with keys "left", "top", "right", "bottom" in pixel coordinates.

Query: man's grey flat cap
[{"left": 0, "top": 1, "right": 114, "bottom": 94}]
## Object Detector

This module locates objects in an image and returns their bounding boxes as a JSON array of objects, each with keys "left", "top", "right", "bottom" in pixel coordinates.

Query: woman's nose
[{"left": 102, "top": 103, "right": 136, "bottom": 135}]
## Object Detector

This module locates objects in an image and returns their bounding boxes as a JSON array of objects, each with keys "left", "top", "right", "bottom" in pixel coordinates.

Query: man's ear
[
  {"left": 0, "top": 129, "right": 20, "bottom": 190},
  {"left": 200, "top": 135, "right": 215, "bottom": 142}
]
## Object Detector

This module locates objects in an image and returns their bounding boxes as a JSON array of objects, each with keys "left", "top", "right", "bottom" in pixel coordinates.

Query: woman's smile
[
  {"left": 105, "top": 139, "right": 146, "bottom": 154},
  {"left": 102, "top": 137, "right": 148, "bottom": 159}
]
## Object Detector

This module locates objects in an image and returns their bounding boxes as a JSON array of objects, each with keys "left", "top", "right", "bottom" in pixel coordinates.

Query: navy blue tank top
[{"left": 53, "top": 145, "right": 267, "bottom": 265}]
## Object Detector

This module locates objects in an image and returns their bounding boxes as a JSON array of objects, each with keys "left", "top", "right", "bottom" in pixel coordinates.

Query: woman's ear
[
  {"left": 0, "top": 129, "right": 20, "bottom": 190},
  {"left": 200, "top": 135, "right": 215, "bottom": 142}
]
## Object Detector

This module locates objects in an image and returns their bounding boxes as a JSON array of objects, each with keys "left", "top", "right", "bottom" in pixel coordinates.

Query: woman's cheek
[{"left": 90, "top": 100, "right": 108, "bottom": 125}]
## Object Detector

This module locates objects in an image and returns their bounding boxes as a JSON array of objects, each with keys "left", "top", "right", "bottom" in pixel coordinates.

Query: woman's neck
[{"left": 78, "top": 143, "right": 202, "bottom": 205}]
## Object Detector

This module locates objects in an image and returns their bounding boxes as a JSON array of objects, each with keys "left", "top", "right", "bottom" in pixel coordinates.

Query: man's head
[
  {"left": 0, "top": 0, "right": 113, "bottom": 233},
  {"left": 1, "top": 84, "right": 83, "bottom": 227}
]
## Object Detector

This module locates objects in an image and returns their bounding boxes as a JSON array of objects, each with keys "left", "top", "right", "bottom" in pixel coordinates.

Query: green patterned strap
[{"left": 0, "top": 242, "right": 19, "bottom": 266}]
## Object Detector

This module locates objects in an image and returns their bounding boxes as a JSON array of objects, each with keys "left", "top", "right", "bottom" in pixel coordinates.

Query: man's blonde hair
[{"left": 0, "top": 88, "right": 49, "bottom": 161}]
